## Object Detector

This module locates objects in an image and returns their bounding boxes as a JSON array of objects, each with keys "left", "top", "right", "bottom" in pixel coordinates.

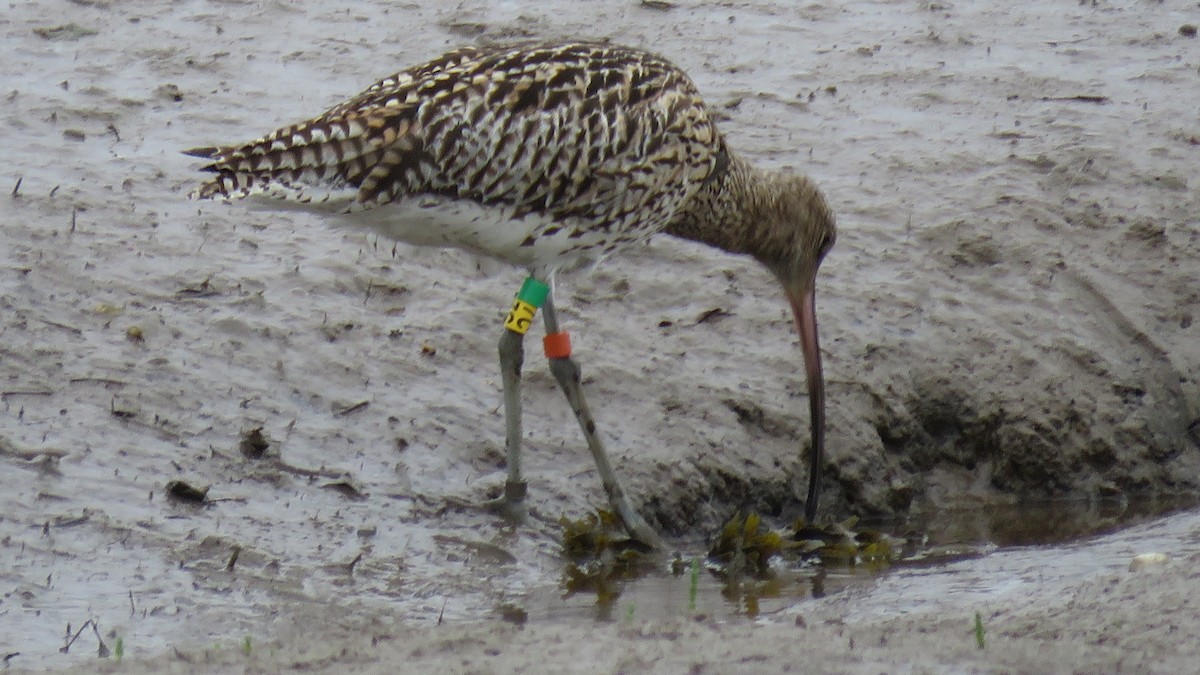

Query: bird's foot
[
  {"left": 448, "top": 478, "right": 528, "bottom": 521},
  {"left": 476, "top": 479, "right": 528, "bottom": 524},
  {"left": 608, "top": 495, "right": 665, "bottom": 551}
]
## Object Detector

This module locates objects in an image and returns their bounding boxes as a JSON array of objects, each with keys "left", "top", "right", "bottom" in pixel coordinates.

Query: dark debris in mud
[
  {"left": 560, "top": 510, "right": 656, "bottom": 604},
  {"left": 238, "top": 426, "right": 271, "bottom": 458},
  {"left": 165, "top": 479, "right": 209, "bottom": 504},
  {"left": 174, "top": 279, "right": 218, "bottom": 299},
  {"left": 320, "top": 479, "right": 368, "bottom": 500}
]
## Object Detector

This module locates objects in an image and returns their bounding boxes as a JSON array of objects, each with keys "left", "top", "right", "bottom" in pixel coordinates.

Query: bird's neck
[{"left": 663, "top": 154, "right": 796, "bottom": 268}]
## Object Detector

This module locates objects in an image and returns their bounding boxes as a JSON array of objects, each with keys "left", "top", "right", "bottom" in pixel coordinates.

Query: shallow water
[
  {"left": 6, "top": 486, "right": 1196, "bottom": 670},
  {"left": 527, "top": 498, "right": 1200, "bottom": 625}
]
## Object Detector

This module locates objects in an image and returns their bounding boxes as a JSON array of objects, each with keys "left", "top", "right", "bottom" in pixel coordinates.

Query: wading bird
[{"left": 187, "top": 41, "right": 836, "bottom": 548}]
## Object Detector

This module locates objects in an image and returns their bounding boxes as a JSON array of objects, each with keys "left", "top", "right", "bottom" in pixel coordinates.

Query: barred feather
[{"left": 187, "top": 41, "right": 729, "bottom": 268}]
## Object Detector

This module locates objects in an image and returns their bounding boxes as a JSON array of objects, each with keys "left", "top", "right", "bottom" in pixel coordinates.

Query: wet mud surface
[{"left": 3, "top": 0, "right": 1199, "bottom": 671}]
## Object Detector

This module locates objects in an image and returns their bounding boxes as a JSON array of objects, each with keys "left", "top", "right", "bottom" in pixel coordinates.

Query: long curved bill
[{"left": 788, "top": 286, "right": 825, "bottom": 523}]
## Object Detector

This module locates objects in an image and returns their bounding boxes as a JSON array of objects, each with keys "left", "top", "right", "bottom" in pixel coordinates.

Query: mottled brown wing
[
  {"left": 352, "top": 43, "right": 726, "bottom": 227},
  {"left": 189, "top": 42, "right": 725, "bottom": 229}
]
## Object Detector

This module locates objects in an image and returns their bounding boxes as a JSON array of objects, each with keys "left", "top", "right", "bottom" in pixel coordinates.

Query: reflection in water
[
  {"left": 537, "top": 496, "right": 1200, "bottom": 623},
  {"left": 906, "top": 495, "right": 1200, "bottom": 548}
]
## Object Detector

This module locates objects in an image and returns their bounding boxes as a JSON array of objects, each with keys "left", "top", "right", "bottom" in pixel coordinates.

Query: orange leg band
[{"left": 543, "top": 331, "right": 572, "bottom": 359}]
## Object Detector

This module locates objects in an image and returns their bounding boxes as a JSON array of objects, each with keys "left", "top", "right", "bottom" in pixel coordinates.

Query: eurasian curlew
[{"left": 187, "top": 41, "right": 836, "bottom": 547}]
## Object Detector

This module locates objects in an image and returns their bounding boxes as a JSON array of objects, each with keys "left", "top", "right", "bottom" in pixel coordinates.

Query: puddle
[
  {"left": 526, "top": 497, "right": 1200, "bottom": 625},
  {"left": 4, "top": 479, "right": 1198, "bottom": 672}
]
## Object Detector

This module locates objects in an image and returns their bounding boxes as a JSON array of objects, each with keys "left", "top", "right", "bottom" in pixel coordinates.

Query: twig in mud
[
  {"left": 175, "top": 279, "right": 219, "bottom": 299},
  {"left": 1044, "top": 37, "right": 1089, "bottom": 46},
  {"left": 335, "top": 400, "right": 370, "bottom": 417},
  {"left": 347, "top": 551, "right": 363, "bottom": 576},
  {"left": 110, "top": 396, "right": 137, "bottom": 419},
  {"left": 70, "top": 208, "right": 77, "bottom": 233},
  {"left": 203, "top": 496, "right": 248, "bottom": 505},
  {"left": 92, "top": 621, "right": 109, "bottom": 658},
  {"left": 226, "top": 545, "right": 241, "bottom": 571},
  {"left": 118, "top": 411, "right": 183, "bottom": 442},
  {"left": 1, "top": 389, "right": 54, "bottom": 398},
  {"left": 38, "top": 317, "right": 83, "bottom": 335},
  {"left": 694, "top": 306, "right": 732, "bottom": 326},
  {"left": 128, "top": 590, "right": 136, "bottom": 616},
  {"left": 11, "top": 176, "right": 21, "bottom": 198},
  {"left": 60, "top": 619, "right": 93, "bottom": 653},
  {"left": 268, "top": 458, "right": 350, "bottom": 480},
  {"left": 69, "top": 376, "right": 127, "bottom": 386},
  {"left": 49, "top": 185, "right": 60, "bottom": 197},
  {"left": 688, "top": 557, "right": 700, "bottom": 611},
  {"left": 51, "top": 513, "right": 91, "bottom": 528},
  {"left": 1041, "top": 94, "right": 1108, "bottom": 104}
]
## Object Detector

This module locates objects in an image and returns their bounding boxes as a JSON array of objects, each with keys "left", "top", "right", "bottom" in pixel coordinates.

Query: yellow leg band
[{"left": 504, "top": 298, "right": 538, "bottom": 334}]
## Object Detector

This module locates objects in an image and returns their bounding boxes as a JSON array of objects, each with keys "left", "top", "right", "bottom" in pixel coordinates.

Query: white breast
[{"left": 331, "top": 194, "right": 627, "bottom": 270}]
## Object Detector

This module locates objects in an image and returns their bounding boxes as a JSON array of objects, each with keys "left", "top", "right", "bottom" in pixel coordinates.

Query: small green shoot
[
  {"left": 974, "top": 612, "right": 985, "bottom": 650},
  {"left": 625, "top": 603, "right": 636, "bottom": 622},
  {"left": 688, "top": 557, "right": 700, "bottom": 612},
  {"left": 114, "top": 636, "right": 123, "bottom": 662},
  {"left": 242, "top": 635, "right": 252, "bottom": 657}
]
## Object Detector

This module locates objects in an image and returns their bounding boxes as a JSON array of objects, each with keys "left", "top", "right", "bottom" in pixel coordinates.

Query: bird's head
[
  {"left": 665, "top": 163, "right": 836, "bottom": 521},
  {"left": 757, "top": 173, "right": 836, "bottom": 296},
  {"left": 755, "top": 173, "right": 836, "bottom": 522}
]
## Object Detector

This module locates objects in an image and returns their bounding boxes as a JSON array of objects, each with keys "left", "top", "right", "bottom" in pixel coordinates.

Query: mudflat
[{"left": 3, "top": 1, "right": 1198, "bottom": 672}]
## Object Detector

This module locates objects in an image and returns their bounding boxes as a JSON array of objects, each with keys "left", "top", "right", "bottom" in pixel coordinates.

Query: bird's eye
[{"left": 817, "top": 232, "right": 834, "bottom": 259}]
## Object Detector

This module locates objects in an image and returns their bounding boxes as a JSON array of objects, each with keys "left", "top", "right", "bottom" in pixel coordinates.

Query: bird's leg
[
  {"left": 486, "top": 276, "right": 552, "bottom": 522},
  {"left": 493, "top": 328, "right": 528, "bottom": 522},
  {"left": 540, "top": 292, "right": 665, "bottom": 550}
]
